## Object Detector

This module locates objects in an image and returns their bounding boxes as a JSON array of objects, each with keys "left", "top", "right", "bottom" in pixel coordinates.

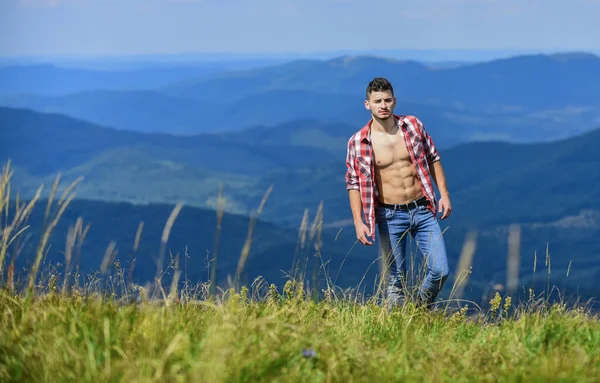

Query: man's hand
[
  {"left": 355, "top": 221, "right": 373, "bottom": 245},
  {"left": 438, "top": 195, "right": 452, "bottom": 220}
]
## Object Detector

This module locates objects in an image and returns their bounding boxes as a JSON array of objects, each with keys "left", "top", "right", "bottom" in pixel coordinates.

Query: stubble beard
[{"left": 373, "top": 112, "right": 392, "bottom": 122}]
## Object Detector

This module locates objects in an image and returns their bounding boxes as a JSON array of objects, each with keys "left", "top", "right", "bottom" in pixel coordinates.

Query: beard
[{"left": 374, "top": 112, "right": 392, "bottom": 120}]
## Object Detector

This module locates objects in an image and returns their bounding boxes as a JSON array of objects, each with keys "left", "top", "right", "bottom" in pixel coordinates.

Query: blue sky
[{"left": 1, "top": 0, "right": 599, "bottom": 58}]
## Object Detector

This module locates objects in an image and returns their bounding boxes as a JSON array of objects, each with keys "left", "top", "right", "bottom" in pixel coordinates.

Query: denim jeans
[{"left": 376, "top": 203, "right": 450, "bottom": 306}]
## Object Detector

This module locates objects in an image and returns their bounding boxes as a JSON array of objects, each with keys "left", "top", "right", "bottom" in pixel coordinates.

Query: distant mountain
[
  {"left": 0, "top": 64, "right": 219, "bottom": 96},
  {"left": 442, "top": 128, "right": 600, "bottom": 226},
  {"left": 0, "top": 89, "right": 363, "bottom": 135},
  {"left": 404, "top": 53, "right": 600, "bottom": 112},
  {"left": 160, "top": 53, "right": 600, "bottom": 140},
  {"left": 164, "top": 56, "right": 430, "bottom": 102},
  {"left": 0, "top": 106, "right": 340, "bottom": 174},
  {"left": 220, "top": 119, "right": 355, "bottom": 151},
  {"left": 163, "top": 53, "right": 600, "bottom": 113},
  {"left": 3, "top": 53, "right": 599, "bottom": 138},
  {"left": 0, "top": 90, "right": 219, "bottom": 135},
  {"left": 1, "top": 87, "right": 592, "bottom": 145}
]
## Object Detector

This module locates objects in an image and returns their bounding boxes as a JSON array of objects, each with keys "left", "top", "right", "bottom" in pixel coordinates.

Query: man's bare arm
[
  {"left": 349, "top": 190, "right": 372, "bottom": 245},
  {"left": 429, "top": 160, "right": 452, "bottom": 219},
  {"left": 430, "top": 160, "right": 449, "bottom": 198},
  {"left": 348, "top": 190, "right": 363, "bottom": 223}
]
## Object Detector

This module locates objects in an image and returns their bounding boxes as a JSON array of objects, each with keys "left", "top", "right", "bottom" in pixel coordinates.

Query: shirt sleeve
[
  {"left": 417, "top": 118, "right": 441, "bottom": 164},
  {"left": 345, "top": 137, "right": 360, "bottom": 191}
]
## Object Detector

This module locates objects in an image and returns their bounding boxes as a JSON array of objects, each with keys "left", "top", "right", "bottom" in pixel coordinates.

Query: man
[{"left": 345, "top": 77, "right": 451, "bottom": 308}]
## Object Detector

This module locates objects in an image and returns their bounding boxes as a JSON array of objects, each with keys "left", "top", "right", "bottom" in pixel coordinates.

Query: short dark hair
[{"left": 366, "top": 77, "right": 394, "bottom": 100}]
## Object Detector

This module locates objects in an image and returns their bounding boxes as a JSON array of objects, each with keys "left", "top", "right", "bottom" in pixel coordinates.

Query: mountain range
[
  {"left": 1, "top": 53, "right": 599, "bottom": 144},
  {"left": 0, "top": 60, "right": 276, "bottom": 96},
  {"left": 161, "top": 53, "right": 600, "bottom": 110},
  {"left": 1, "top": 105, "right": 599, "bottom": 305}
]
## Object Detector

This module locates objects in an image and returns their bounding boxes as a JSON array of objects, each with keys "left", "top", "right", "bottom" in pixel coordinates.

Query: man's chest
[{"left": 370, "top": 132, "right": 412, "bottom": 168}]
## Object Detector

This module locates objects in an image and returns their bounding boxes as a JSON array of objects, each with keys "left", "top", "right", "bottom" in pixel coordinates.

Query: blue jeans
[{"left": 376, "top": 203, "right": 450, "bottom": 306}]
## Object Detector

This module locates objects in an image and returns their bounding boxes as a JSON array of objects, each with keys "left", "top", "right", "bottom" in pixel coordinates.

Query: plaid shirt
[{"left": 345, "top": 114, "right": 441, "bottom": 238}]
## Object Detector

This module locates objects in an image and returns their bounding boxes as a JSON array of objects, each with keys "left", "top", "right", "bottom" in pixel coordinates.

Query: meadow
[{"left": 1, "top": 162, "right": 599, "bottom": 382}]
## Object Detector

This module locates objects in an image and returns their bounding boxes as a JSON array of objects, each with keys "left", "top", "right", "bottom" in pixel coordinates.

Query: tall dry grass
[{"left": 1, "top": 159, "right": 599, "bottom": 382}]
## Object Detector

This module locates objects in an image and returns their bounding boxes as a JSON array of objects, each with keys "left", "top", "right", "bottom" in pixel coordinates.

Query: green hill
[
  {"left": 441, "top": 128, "right": 600, "bottom": 226},
  {"left": 0, "top": 106, "right": 338, "bottom": 173}
]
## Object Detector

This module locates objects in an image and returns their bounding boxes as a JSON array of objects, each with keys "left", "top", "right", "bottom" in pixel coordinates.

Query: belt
[{"left": 377, "top": 196, "right": 430, "bottom": 211}]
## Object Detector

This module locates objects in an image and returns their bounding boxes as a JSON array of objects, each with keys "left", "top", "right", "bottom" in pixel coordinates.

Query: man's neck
[{"left": 370, "top": 116, "right": 398, "bottom": 135}]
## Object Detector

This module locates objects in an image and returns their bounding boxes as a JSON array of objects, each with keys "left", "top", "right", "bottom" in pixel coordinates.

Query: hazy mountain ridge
[
  {"left": 163, "top": 56, "right": 430, "bottom": 101},
  {"left": 2, "top": 53, "right": 598, "bottom": 144},
  {"left": 404, "top": 53, "right": 600, "bottom": 112},
  {"left": 0, "top": 90, "right": 220, "bottom": 135},
  {"left": 0, "top": 64, "right": 224, "bottom": 96},
  {"left": 164, "top": 52, "right": 600, "bottom": 111},
  {"left": 1, "top": 88, "right": 593, "bottom": 146}
]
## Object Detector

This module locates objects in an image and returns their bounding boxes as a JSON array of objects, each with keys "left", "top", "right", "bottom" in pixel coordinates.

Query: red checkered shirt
[{"left": 345, "top": 114, "right": 441, "bottom": 238}]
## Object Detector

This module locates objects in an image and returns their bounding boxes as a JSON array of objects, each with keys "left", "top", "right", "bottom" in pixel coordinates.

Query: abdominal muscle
[
  {"left": 375, "top": 162, "right": 424, "bottom": 204},
  {"left": 372, "top": 137, "right": 424, "bottom": 205}
]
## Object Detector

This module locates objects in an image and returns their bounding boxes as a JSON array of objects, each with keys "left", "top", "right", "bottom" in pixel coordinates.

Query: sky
[{"left": 1, "top": 0, "right": 600, "bottom": 58}]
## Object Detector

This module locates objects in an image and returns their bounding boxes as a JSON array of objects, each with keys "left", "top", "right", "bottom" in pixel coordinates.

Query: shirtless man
[{"left": 345, "top": 77, "right": 451, "bottom": 307}]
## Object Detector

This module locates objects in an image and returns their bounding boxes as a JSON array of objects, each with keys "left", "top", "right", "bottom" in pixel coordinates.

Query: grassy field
[
  {"left": 1, "top": 161, "right": 600, "bottom": 382},
  {"left": 1, "top": 286, "right": 599, "bottom": 382}
]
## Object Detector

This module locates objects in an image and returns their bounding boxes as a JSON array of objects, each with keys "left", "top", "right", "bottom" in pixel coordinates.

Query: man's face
[{"left": 365, "top": 90, "right": 396, "bottom": 120}]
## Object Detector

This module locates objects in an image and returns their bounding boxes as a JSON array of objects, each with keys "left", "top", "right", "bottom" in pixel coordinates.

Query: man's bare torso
[{"left": 371, "top": 127, "right": 424, "bottom": 205}]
